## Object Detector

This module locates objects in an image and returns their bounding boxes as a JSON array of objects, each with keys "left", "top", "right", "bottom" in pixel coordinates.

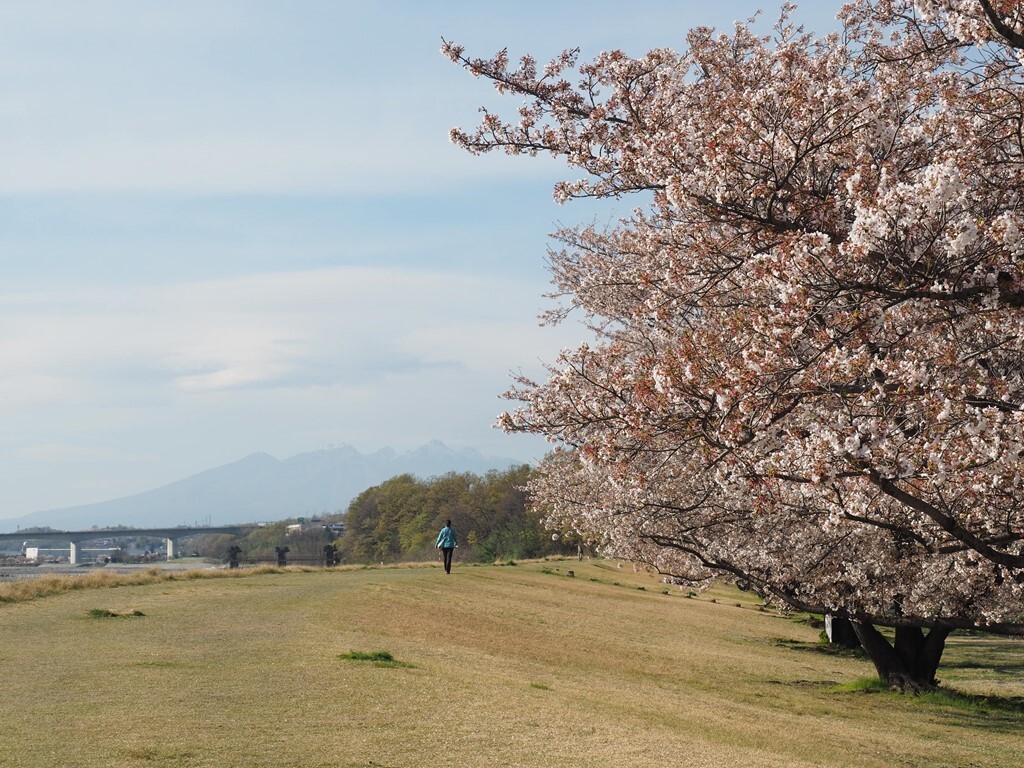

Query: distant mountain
[{"left": 2, "top": 441, "right": 526, "bottom": 532}]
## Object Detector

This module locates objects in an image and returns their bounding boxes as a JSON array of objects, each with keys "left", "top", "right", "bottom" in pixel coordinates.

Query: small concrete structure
[
  {"left": 0, "top": 526, "right": 255, "bottom": 565},
  {"left": 24, "top": 547, "right": 71, "bottom": 562},
  {"left": 26, "top": 546, "right": 123, "bottom": 563}
]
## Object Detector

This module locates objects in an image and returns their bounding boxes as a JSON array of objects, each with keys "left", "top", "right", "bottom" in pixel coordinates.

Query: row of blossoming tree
[{"left": 446, "top": 0, "right": 1024, "bottom": 690}]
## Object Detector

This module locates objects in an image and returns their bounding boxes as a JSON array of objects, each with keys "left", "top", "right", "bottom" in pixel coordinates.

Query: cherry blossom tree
[{"left": 445, "top": 0, "right": 1024, "bottom": 690}]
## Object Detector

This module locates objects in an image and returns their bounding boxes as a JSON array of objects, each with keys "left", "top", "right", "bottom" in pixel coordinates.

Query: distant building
[
  {"left": 24, "top": 546, "right": 123, "bottom": 563},
  {"left": 24, "top": 547, "right": 71, "bottom": 562},
  {"left": 286, "top": 517, "right": 341, "bottom": 537}
]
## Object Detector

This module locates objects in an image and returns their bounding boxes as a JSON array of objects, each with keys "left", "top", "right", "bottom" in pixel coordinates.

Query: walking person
[{"left": 436, "top": 519, "right": 457, "bottom": 574}]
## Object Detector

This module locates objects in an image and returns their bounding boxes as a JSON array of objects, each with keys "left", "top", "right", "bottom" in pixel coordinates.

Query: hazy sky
[{"left": 0, "top": 1, "right": 841, "bottom": 521}]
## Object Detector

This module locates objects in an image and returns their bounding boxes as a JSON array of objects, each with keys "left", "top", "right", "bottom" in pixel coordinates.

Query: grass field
[{"left": 1, "top": 559, "right": 1021, "bottom": 768}]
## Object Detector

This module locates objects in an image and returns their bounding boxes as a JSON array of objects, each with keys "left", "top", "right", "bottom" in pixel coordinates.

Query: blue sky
[{"left": 0, "top": 1, "right": 841, "bottom": 521}]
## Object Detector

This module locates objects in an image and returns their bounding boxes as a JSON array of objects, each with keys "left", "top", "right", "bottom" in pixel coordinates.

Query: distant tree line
[
  {"left": 185, "top": 465, "right": 566, "bottom": 565},
  {"left": 336, "top": 465, "right": 568, "bottom": 564},
  {"left": 193, "top": 521, "right": 340, "bottom": 563}
]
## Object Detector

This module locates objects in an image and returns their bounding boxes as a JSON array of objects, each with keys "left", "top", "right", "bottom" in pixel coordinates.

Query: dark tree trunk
[
  {"left": 852, "top": 621, "right": 950, "bottom": 691},
  {"left": 825, "top": 614, "right": 862, "bottom": 649}
]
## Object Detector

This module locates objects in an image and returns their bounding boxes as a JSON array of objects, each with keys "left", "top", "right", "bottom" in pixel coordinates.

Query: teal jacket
[{"left": 435, "top": 525, "right": 457, "bottom": 549}]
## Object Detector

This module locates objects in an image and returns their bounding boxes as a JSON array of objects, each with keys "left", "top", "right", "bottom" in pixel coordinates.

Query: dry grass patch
[
  {"left": 1, "top": 559, "right": 1020, "bottom": 768},
  {"left": 0, "top": 563, "right": 352, "bottom": 605}
]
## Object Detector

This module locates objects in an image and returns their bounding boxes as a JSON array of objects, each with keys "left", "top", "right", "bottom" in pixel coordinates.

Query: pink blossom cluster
[{"left": 449, "top": 1, "right": 1024, "bottom": 635}]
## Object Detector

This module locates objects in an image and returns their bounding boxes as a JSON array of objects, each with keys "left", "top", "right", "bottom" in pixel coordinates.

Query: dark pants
[{"left": 441, "top": 547, "right": 454, "bottom": 574}]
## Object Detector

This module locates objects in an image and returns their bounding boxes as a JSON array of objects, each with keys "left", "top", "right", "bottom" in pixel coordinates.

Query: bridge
[{"left": 0, "top": 525, "right": 257, "bottom": 564}]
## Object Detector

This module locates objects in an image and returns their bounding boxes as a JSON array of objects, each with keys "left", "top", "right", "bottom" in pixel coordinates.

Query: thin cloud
[
  {"left": 0, "top": 265, "right": 582, "bottom": 515},
  {"left": 0, "top": 266, "right": 579, "bottom": 406}
]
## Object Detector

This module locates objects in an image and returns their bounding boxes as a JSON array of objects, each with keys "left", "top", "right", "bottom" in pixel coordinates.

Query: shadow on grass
[
  {"left": 926, "top": 689, "right": 1024, "bottom": 721},
  {"left": 773, "top": 637, "right": 867, "bottom": 660},
  {"left": 778, "top": 638, "right": 1024, "bottom": 728},
  {"left": 832, "top": 677, "right": 1024, "bottom": 733},
  {"left": 944, "top": 659, "right": 1024, "bottom": 675},
  {"left": 942, "top": 637, "right": 1024, "bottom": 676}
]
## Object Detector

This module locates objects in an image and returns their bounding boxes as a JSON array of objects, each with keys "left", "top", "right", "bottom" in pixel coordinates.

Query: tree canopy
[
  {"left": 337, "top": 466, "right": 565, "bottom": 564},
  {"left": 446, "top": 0, "right": 1024, "bottom": 688}
]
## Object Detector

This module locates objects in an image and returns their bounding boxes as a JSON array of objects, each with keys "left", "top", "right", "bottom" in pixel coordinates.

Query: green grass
[
  {"left": 833, "top": 675, "right": 1024, "bottom": 731},
  {"left": 1, "top": 559, "right": 1021, "bottom": 768},
  {"left": 834, "top": 676, "right": 888, "bottom": 693},
  {"left": 338, "top": 650, "right": 414, "bottom": 668},
  {"left": 88, "top": 607, "right": 145, "bottom": 619}
]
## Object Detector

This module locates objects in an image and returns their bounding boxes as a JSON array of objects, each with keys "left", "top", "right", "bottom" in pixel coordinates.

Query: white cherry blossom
[{"left": 447, "top": 0, "right": 1024, "bottom": 689}]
